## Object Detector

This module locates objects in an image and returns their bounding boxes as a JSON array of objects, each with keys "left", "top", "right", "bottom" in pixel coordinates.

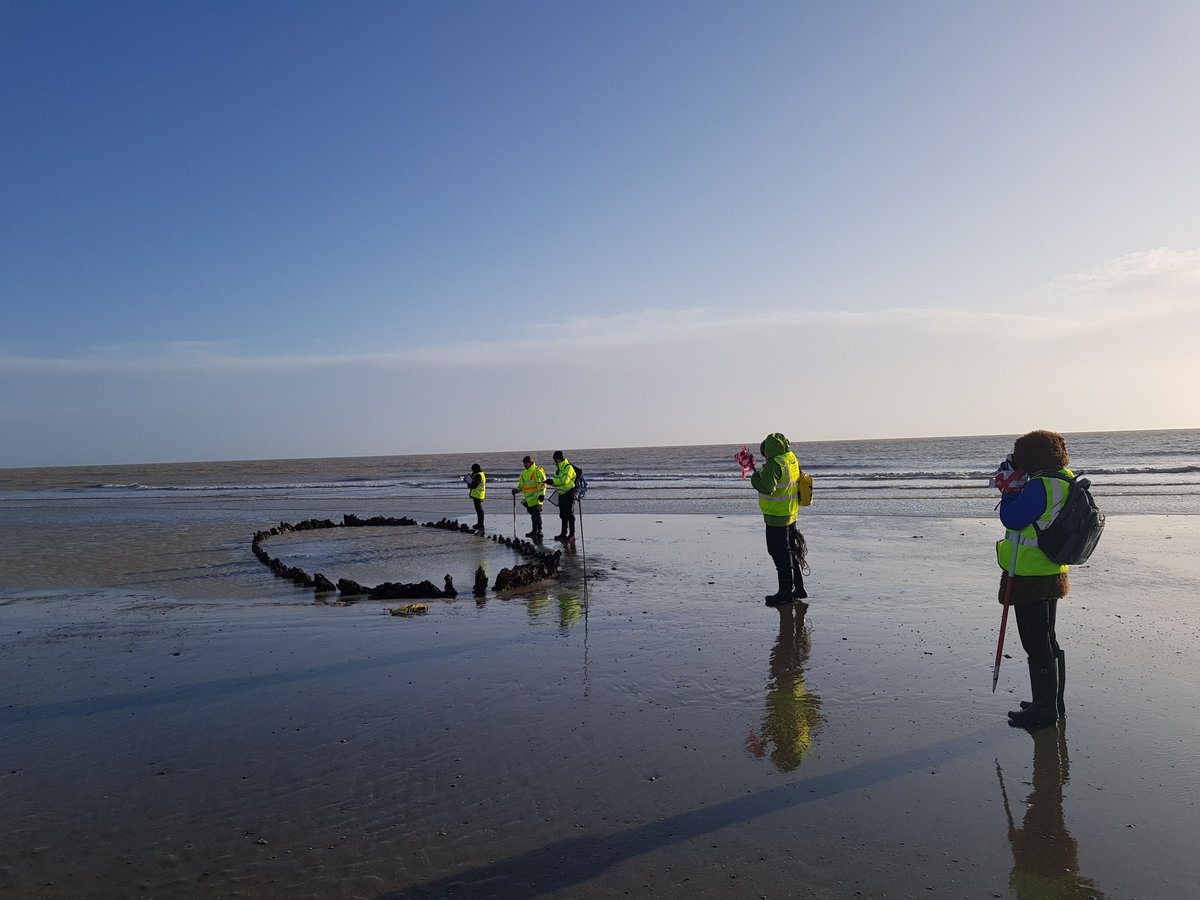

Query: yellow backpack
[{"left": 797, "top": 468, "right": 814, "bottom": 506}]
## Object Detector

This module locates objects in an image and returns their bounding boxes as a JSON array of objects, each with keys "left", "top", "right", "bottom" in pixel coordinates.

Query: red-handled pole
[{"left": 992, "top": 539, "right": 1020, "bottom": 692}]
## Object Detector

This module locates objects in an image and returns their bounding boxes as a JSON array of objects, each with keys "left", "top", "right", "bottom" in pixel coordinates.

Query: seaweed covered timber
[{"left": 250, "top": 515, "right": 562, "bottom": 602}]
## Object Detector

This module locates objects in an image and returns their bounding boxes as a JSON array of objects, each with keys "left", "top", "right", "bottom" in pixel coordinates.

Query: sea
[
  {"left": 1, "top": 428, "right": 1195, "bottom": 601},
  {"left": 1, "top": 428, "right": 1196, "bottom": 518}
]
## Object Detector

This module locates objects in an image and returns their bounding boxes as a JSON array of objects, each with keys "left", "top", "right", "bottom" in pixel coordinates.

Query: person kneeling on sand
[
  {"left": 749, "top": 432, "right": 810, "bottom": 606},
  {"left": 994, "top": 429, "right": 1073, "bottom": 730}
]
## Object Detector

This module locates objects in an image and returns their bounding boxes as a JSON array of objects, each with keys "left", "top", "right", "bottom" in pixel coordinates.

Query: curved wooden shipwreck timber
[{"left": 251, "top": 514, "right": 563, "bottom": 602}]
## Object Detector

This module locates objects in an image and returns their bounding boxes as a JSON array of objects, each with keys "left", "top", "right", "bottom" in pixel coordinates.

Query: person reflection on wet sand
[
  {"left": 745, "top": 601, "right": 823, "bottom": 772},
  {"left": 556, "top": 592, "right": 583, "bottom": 629},
  {"left": 523, "top": 592, "right": 583, "bottom": 630},
  {"left": 998, "top": 726, "right": 1107, "bottom": 899}
]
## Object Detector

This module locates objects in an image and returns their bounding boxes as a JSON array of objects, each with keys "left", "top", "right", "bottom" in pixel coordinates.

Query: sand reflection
[
  {"left": 745, "top": 601, "right": 824, "bottom": 772},
  {"left": 999, "top": 726, "right": 1107, "bottom": 899}
]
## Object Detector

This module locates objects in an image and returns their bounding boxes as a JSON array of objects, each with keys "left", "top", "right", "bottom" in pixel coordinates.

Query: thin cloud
[
  {"left": 1035, "top": 247, "right": 1200, "bottom": 324},
  {"left": 3, "top": 248, "right": 1197, "bottom": 376}
]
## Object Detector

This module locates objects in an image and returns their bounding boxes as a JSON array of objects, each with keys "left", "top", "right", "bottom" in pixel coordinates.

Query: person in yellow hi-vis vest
[
  {"left": 548, "top": 450, "right": 578, "bottom": 543},
  {"left": 465, "top": 463, "right": 486, "bottom": 534},
  {"left": 749, "top": 432, "right": 813, "bottom": 606},
  {"left": 512, "top": 455, "right": 547, "bottom": 539},
  {"left": 995, "top": 430, "right": 1073, "bottom": 730}
]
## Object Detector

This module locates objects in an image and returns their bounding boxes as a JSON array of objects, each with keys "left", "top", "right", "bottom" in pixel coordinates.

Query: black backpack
[
  {"left": 572, "top": 465, "right": 588, "bottom": 500},
  {"left": 1033, "top": 473, "right": 1105, "bottom": 565}
]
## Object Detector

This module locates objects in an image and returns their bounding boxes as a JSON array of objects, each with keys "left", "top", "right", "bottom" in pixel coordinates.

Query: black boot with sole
[
  {"left": 765, "top": 568, "right": 793, "bottom": 606},
  {"left": 1018, "top": 648, "right": 1066, "bottom": 718},
  {"left": 1008, "top": 659, "right": 1059, "bottom": 730}
]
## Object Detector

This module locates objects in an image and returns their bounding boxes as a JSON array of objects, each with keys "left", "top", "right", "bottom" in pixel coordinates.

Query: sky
[{"left": 2, "top": 1, "right": 1199, "bottom": 467}]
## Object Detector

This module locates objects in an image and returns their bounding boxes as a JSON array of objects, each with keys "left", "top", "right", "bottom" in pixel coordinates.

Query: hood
[{"left": 761, "top": 432, "right": 791, "bottom": 459}]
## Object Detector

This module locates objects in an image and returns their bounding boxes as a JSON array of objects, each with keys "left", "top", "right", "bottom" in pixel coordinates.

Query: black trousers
[
  {"left": 1015, "top": 599, "right": 1059, "bottom": 666},
  {"left": 557, "top": 488, "right": 576, "bottom": 536},
  {"left": 765, "top": 523, "right": 804, "bottom": 585},
  {"left": 523, "top": 503, "right": 543, "bottom": 534},
  {"left": 472, "top": 498, "right": 484, "bottom": 530}
]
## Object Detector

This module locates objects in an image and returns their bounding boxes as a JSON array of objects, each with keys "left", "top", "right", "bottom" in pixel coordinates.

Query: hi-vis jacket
[
  {"left": 469, "top": 472, "right": 486, "bottom": 501},
  {"left": 518, "top": 464, "right": 546, "bottom": 508},
  {"left": 758, "top": 451, "right": 801, "bottom": 524},
  {"left": 551, "top": 459, "right": 576, "bottom": 493},
  {"left": 996, "top": 468, "right": 1073, "bottom": 576},
  {"left": 751, "top": 433, "right": 806, "bottom": 526}
]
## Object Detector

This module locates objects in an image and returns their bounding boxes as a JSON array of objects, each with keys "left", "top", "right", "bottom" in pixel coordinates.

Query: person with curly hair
[{"left": 995, "top": 429, "right": 1074, "bottom": 730}]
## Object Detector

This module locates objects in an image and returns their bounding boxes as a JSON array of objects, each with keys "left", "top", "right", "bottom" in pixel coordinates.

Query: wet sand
[{"left": 2, "top": 514, "right": 1199, "bottom": 898}]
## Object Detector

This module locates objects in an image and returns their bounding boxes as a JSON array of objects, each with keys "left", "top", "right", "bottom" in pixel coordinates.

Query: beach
[
  {"left": 8, "top": 2, "right": 1200, "bottom": 894},
  {"left": 3, "top": 500, "right": 1199, "bottom": 898}
]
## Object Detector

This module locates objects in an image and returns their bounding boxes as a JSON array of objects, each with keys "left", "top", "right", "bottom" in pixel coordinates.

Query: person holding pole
[
  {"left": 464, "top": 463, "right": 486, "bottom": 534},
  {"left": 548, "top": 450, "right": 578, "bottom": 544},
  {"left": 512, "top": 455, "right": 547, "bottom": 540},
  {"left": 749, "top": 432, "right": 812, "bottom": 606},
  {"left": 993, "top": 430, "right": 1073, "bottom": 730}
]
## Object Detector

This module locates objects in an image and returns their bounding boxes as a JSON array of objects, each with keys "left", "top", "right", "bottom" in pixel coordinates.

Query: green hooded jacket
[{"left": 751, "top": 432, "right": 797, "bottom": 526}]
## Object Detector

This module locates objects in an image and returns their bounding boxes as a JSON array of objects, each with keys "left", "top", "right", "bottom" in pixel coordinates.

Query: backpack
[
  {"left": 1033, "top": 473, "right": 1105, "bottom": 565},
  {"left": 797, "top": 468, "right": 813, "bottom": 507},
  {"left": 573, "top": 465, "right": 588, "bottom": 500}
]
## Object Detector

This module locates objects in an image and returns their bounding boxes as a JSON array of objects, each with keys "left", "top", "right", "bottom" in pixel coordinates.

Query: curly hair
[{"left": 1012, "top": 429, "right": 1069, "bottom": 474}]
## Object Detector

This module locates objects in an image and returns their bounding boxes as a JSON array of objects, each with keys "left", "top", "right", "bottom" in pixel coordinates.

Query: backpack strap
[
  {"left": 1030, "top": 469, "right": 1075, "bottom": 484},
  {"left": 1029, "top": 471, "right": 1072, "bottom": 533}
]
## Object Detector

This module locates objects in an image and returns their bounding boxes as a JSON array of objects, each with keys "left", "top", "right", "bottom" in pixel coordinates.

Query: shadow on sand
[{"left": 378, "top": 727, "right": 994, "bottom": 899}]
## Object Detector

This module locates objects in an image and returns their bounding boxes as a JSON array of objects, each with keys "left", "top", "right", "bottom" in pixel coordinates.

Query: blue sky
[{"left": 3, "top": 2, "right": 1199, "bottom": 466}]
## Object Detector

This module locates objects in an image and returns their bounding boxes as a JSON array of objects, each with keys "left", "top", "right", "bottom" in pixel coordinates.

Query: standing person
[
  {"left": 995, "top": 430, "right": 1073, "bottom": 730},
  {"left": 465, "top": 463, "right": 486, "bottom": 534},
  {"left": 749, "top": 432, "right": 810, "bottom": 606},
  {"left": 512, "top": 455, "right": 547, "bottom": 539},
  {"left": 548, "top": 450, "right": 578, "bottom": 543}
]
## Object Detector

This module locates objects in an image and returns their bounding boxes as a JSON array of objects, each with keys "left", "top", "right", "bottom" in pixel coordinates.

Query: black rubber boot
[
  {"left": 1019, "top": 648, "right": 1066, "bottom": 717},
  {"left": 1008, "top": 659, "right": 1058, "bottom": 730},
  {"left": 1009, "top": 658, "right": 1044, "bottom": 719},
  {"left": 765, "top": 568, "right": 793, "bottom": 606},
  {"left": 792, "top": 567, "right": 808, "bottom": 600}
]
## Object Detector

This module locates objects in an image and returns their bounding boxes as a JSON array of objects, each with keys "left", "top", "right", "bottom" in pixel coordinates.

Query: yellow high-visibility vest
[
  {"left": 470, "top": 472, "right": 486, "bottom": 500},
  {"left": 758, "top": 452, "right": 801, "bottom": 524},
  {"left": 552, "top": 459, "right": 576, "bottom": 492},
  {"left": 518, "top": 465, "right": 546, "bottom": 507},
  {"left": 996, "top": 468, "right": 1072, "bottom": 576}
]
